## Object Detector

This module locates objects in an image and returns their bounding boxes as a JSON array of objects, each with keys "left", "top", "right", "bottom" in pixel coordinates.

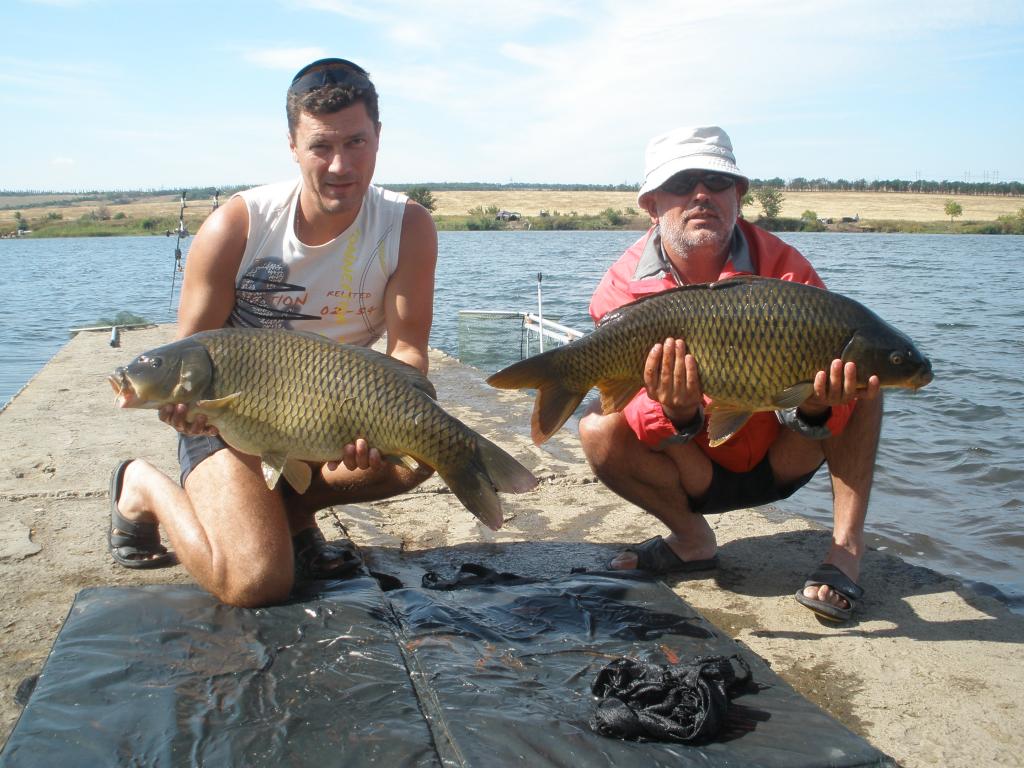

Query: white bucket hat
[{"left": 637, "top": 125, "right": 748, "bottom": 206}]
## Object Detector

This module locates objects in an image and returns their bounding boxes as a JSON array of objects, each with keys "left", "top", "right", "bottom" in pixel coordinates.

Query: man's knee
[
  {"left": 578, "top": 411, "right": 628, "bottom": 467},
  {"left": 213, "top": 564, "right": 294, "bottom": 608}
]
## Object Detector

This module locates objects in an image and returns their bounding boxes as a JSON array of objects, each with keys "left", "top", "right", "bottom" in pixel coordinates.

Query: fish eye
[
  {"left": 138, "top": 355, "right": 162, "bottom": 369},
  {"left": 889, "top": 351, "right": 904, "bottom": 366}
]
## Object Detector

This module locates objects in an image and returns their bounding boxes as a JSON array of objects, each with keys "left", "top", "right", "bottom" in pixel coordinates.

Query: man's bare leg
[
  {"left": 770, "top": 396, "right": 883, "bottom": 612},
  {"left": 282, "top": 459, "right": 435, "bottom": 576},
  {"left": 115, "top": 451, "right": 294, "bottom": 607},
  {"left": 578, "top": 410, "right": 718, "bottom": 567},
  {"left": 811, "top": 393, "right": 883, "bottom": 610},
  {"left": 286, "top": 460, "right": 434, "bottom": 524}
]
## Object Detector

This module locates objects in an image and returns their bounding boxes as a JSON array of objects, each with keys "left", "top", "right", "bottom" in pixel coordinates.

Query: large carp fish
[
  {"left": 487, "top": 275, "right": 933, "bottom": 446},
  {"left": 110, "top": 327, "right": 538, "bottom": 530}
]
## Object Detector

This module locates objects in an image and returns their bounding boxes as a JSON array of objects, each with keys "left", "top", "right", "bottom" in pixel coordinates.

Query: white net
[{"left": 457, "top": 311, "right": 582, "bottom": 374}]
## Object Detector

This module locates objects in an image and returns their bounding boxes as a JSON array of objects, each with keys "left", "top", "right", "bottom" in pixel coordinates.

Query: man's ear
[
  {"left": 288, "top": 131, "right": 298, "bottom": 163},
  {"left": 639, "top": 192, "right": 659, "bottom": 224}
]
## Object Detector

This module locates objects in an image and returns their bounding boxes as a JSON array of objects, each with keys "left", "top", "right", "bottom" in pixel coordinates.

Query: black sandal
[
  {"left": 292, "top": 527, "right": 362, "bottom": 581},
  {"left": 795, "top": 563, "right": 864, "bottom": 622},
  {"left": 609, "top": 536, "right": 719, "bottom": 574},
  {"left": 108, "top": 460, "right": 177, "bottom": 570}
]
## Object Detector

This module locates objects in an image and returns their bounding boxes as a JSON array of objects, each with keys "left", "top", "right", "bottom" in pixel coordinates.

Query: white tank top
[{"left": 229, "top": 179, "right": 407, "bottom": 347}]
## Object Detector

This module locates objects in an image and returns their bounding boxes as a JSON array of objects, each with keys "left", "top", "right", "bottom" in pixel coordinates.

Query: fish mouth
[
  {"left": 905, "top": 367, "right": 934, "bottom": 390},
  {"left": 108, "top": 370, "right": 139, "bottom": 408}
]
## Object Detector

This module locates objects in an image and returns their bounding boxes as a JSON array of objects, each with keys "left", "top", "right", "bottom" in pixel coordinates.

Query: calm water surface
[{"left": 2, "top": 231, "right": 1022, "bottom": 609}]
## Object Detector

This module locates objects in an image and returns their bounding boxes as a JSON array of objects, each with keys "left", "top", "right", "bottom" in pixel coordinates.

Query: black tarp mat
[{"left": 1, "top": 572, "right": 893, "bottom": 767}]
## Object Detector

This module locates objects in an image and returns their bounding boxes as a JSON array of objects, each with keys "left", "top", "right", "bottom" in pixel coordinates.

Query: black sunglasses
[
  {"left": 660, "top": 172, "right": 737, "bottom": 196},
  {"left": 289, "top": 58, "right": 372, "bottom": 96}
]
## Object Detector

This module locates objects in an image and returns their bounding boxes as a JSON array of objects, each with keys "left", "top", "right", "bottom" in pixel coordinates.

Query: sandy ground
[{"left": 1, "top": 326, "right": 1022, "bottom": 767}]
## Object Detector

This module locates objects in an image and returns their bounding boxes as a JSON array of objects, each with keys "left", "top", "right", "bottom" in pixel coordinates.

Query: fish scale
[
  {"left": 111, "top": 327, "right": 537, "bottom": 529},
  {"left": 487, "top": 275, "right": 933, "bottom": 446}
]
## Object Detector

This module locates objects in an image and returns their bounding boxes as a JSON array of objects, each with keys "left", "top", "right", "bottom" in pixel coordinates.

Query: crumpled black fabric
[
  {"left": 421, "top": 562, "right": 537, "bottom": 590},
  {"left": 590, "top": 654, "right": 753, "bottom": 744}
]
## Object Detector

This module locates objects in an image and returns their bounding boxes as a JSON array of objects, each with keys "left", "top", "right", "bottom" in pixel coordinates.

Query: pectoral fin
[
  {"left": 195, "top": 392, "right": 242, "bottom": 412},
  {"left": 706, "top": 405, "right": 754, "bottom": 448},
  {"left": 282, "top": 459, "right": 313, "bottom": 494},
  {"left": 261, "top": 453, "right": 286, "bottom": 490},
  {"left": 261, "top": 454, "right": 313, "bottom": 494},
  {"left": 772, "top": 383, "right": 814, "bottom": 411}
]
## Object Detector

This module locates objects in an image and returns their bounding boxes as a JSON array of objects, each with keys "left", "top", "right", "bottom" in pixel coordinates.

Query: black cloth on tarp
[
  {"left": 1, "top": 572, "right": 893, "bottom": 767},
  {"left": 590, "top": 654, "right": 753, "bottom": 743}
]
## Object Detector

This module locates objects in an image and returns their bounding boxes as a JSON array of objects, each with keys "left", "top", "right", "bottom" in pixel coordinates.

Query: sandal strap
[{"left": 803, "top": 563, "right": 864, "bottom": 601}]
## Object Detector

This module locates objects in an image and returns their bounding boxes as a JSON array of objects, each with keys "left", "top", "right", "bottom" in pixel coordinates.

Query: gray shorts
[
  {"left": 177, "top": 433, "right": 229, "bottom": 486},
  {"left": 690, "top": 455, "right": 822, "bottom": 515}
]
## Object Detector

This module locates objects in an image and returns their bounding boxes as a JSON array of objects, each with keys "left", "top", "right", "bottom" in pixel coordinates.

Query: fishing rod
[{"left": 168, "top": 190, "right": 188, "bottom": 309}]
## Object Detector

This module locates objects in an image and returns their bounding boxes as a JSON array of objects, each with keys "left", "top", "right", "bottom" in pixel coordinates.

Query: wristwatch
[
  {"left": 777, "top": 406, "right": 832, "bottom": 439},
  {"left": 658, "top": 405, "right": 705, "bottom": 448}
]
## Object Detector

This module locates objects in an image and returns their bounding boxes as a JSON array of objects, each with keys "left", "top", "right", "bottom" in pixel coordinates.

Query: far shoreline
[
  {"left": 4, "top": 216, "right": 1021, "bottom": 239},
  {"left": 3, "top": 188, "right": 1023, "bottom": 238}
]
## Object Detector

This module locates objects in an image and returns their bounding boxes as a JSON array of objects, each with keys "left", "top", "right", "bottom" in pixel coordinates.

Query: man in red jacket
[{"left": 580, "top": 126, "right": 882, "bottom": 623}]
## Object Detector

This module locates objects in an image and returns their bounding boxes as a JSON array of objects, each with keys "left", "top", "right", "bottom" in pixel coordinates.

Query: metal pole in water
[
  {"left": 536, "top": 272, "right": 544, "bottom": 353},
  {"left": 169, "top": 190, "right": 187, "bottom": 309}
]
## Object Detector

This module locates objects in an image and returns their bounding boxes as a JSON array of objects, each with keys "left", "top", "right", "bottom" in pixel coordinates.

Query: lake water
[{"left": 2, "top": 231, "right": 1022, "bottom": 610}]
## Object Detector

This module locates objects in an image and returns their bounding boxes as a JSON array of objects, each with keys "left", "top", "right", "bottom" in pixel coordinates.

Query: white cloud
[
  {"left": 50, "top": 157, "right": 75, "bottom": 166},
  {"left": 499, "top": 43, "right": 544, "bottom": 67}
]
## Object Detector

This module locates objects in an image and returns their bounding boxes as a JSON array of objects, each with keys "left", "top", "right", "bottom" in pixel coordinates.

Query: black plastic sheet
[{"left": 1, "top": 572, "right": 893, "bottom": 767}]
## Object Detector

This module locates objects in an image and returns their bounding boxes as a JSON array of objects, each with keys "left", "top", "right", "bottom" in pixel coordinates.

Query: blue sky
[{"left": 3, "top": 0, "right": 1022, "bottom": 191}]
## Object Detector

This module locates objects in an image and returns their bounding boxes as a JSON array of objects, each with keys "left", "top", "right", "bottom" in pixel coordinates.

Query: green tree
[
  {"left": 944, "top": 200, "right": 963, "bottom": 222},
  {"left": 406, "top": 186, "right": 436, "bottom": 211},
  {"left": 754, "top": 187, "right": 784, "bottom": 219}
]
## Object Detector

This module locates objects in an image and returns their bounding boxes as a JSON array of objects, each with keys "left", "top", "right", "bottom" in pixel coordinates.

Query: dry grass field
[
  {"left": 2, "top": 189, "right": 1021, "bottom": 231},
  {"left": 431, "top": 189, "right": 1023, "bottom": 222},
  {"left": 0, "top": 194, "right": 212, "bottom": 231}
]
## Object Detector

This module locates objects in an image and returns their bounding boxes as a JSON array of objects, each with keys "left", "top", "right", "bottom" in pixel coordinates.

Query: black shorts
[
  {"left": 177, "top": 433, "right": 229, "bottom": 486},
  {"left": 690, "top": 455, "right": 823, "bottom": 515}
]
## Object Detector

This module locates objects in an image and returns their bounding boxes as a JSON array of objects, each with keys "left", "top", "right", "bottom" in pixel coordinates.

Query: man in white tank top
[{"left": 108, "top": 58, "right": 438, "bottom": 607}]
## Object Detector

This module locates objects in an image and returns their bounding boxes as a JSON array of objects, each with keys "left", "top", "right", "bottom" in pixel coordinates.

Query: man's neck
[
  {"left": 662, "top": 242, "right": 730, "bottom": 285},
  {"left": 294, "top": 191, "right": 363, "bottom": 247}
]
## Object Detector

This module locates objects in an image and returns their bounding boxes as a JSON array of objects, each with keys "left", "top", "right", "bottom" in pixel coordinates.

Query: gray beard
[{"left": 660, "top": 222, "right": 729, "bottom": 257}]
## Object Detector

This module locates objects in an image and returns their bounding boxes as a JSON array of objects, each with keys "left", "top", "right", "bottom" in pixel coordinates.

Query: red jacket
[{"left": 588, "top": 219, "right": 853, "bottom": 472}]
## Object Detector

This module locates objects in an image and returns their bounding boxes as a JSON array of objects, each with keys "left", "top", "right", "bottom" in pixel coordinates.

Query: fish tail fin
[
  {"left": 439, "top": 436, "right": 539, "bottom": 531},
  {"left": 487, "top": 349, "right": 587, "bottom": 444}
]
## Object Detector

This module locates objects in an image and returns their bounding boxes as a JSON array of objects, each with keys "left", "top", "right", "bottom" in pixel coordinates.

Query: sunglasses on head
[
  {"left": 660, "top": 172, "right": 737, "bottom": 196},
  {"left": 289, "top": 58, "right": 372, "bottom": 96}
]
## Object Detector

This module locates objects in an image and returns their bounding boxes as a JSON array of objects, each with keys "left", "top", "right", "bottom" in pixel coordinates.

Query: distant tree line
[
  {"left": 382, "top": 181, "right": 640, "bottom": 193},
  {"left": 750, "top": 178, "right": 1023, "bottom": 196},
  {"left": 382, "top": 179, "right": 1024, "bottom": 196}
]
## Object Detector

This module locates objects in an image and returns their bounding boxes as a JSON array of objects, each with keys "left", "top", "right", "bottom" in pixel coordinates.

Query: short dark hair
[{"left": 286, "top": 58, "right": 380, "bottom": 135}]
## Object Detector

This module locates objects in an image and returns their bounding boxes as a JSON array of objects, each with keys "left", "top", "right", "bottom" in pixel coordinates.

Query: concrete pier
[{"left": 1, "top": 326, "right": 1021, "bottom": 767}]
